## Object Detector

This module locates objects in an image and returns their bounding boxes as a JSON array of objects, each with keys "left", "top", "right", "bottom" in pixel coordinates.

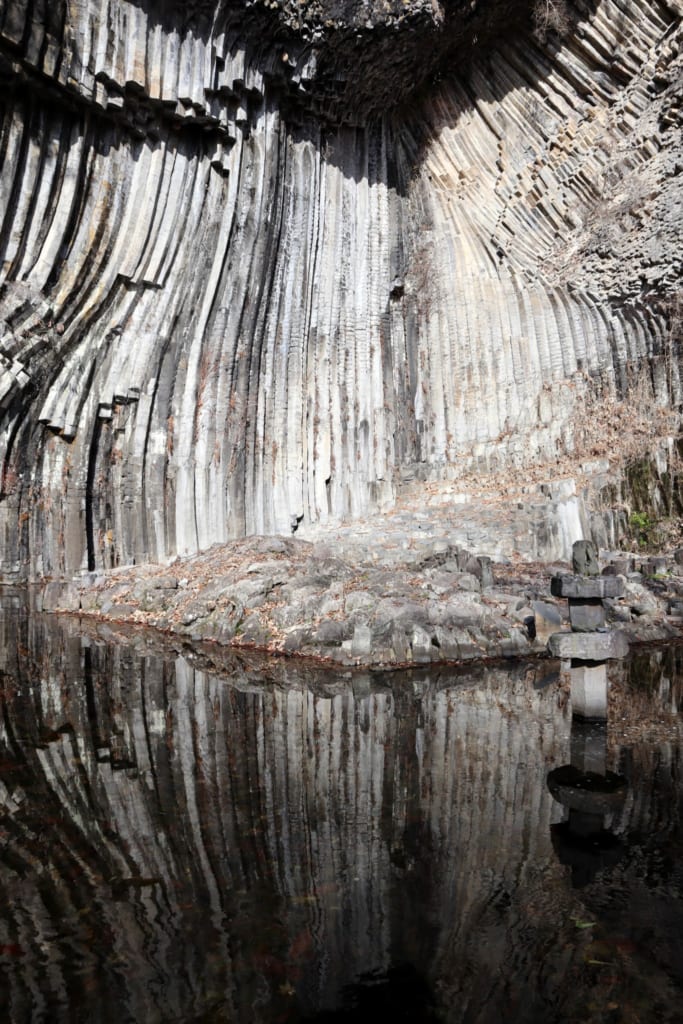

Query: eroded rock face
[{"left": 0, "top": 0, "right": 681, "bottom": 579}]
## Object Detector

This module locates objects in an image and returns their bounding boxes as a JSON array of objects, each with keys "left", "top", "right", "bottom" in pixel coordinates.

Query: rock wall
[
  {"left": 0, "top": 0, "right": 681, "bottom": 578},
  {"left": 403, "top": 0, "right": 682, "bottom": 475}
]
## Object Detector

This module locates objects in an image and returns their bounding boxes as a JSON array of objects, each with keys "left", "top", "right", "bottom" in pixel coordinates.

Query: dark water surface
[{"left": 0, "top": 596, "right": 681, "bottom": 1023}]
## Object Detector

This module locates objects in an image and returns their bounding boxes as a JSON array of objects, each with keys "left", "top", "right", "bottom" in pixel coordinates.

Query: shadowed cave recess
[{"left": 0, "top": 0, "right": 681, "bottom": 579}]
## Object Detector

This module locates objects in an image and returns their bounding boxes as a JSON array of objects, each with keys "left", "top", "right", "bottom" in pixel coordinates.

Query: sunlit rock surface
[{"left": 0, "top": 0, "right": 681, "bottom": 578}]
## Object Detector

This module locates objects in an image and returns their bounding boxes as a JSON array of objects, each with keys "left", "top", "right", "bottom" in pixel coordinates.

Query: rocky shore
[{"left": 38, "top": 486, "right": 683, "bottom": 670}]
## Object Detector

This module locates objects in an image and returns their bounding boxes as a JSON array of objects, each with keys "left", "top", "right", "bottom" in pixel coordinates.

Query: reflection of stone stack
[
  {"left": 547, "top": 541, "right": 628, "bottom": 886},
  {"left": 548, "top": 718, "right": 628, "bottom": 887}
]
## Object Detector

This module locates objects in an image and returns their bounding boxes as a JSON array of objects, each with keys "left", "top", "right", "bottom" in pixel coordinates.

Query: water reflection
[
  {"left": 548, "top": 720, "right": 628, "bottom": 889},
  {"left": 0, "top": 597, "right": 681, "bottom": 1023}
]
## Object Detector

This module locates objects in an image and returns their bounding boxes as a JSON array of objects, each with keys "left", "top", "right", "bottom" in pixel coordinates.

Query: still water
[{"left": 0, "top": 596, "right": 681, "bottom": 1024}]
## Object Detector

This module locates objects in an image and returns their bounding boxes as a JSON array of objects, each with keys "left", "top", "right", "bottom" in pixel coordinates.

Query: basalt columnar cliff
[{"left": 0, "top": 0, "right": 682, "bottom": 579}]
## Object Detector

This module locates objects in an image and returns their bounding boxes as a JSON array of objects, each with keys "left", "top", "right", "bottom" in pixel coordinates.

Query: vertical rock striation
[
  {"left": 0, "top": 609, "right": 681, "bottom": 1020},
  {"left": 0, "top": 0, "right": 681, "bottom": 578},
  {"left": 404, "top": 0, "right": 682, "bottom": 474}
]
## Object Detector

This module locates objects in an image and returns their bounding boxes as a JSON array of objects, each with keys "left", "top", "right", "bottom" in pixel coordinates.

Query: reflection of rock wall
[
  {"left": 0, "top": 0, "right": 681, "bottom": 579},
  {"left": 0, "top": 609, "right": 681, "bottom": 1020},
  {"left": 0, "top": 608, "right": 565, "bottom": 1019}
]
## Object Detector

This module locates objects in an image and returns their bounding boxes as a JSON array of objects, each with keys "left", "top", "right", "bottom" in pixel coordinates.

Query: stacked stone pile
[
  {"left": 546, "top": 540, "right": 631, "bottom": 885},
  {"left": 548, "top": 541, "right": 629, "bottom": 720}
]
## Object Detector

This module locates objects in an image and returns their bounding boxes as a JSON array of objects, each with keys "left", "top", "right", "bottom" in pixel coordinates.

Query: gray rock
[
  {"left": 608, "top": 605, "right": 632, "bottom": 623},
  {"left": 456, "top": 573, "right": 481, "bottom": 592},
  {"left": 431, "top": 627, "right": 461, "bottom": 659},
  {"left": 500, "top": 629, "right": 530, "bottom": 656},
  {"left": 568, "top": 599, "right": 606, "bottom": 632},
  {"left": 344, "top": 590, "right": 376, "bottom": 614},
  {"left": 238, "top": 615, "right": 271, "bottom": 644},
  {"left": 444, "top": 593, "right": 485, "bottom": 624},
  {"left": 313, "top": 620, "right": 349, "bottom": 644},
  {"left": 318, "top": 594, "right": 344, "bottom": 616},
  {"left": 441, "top": 559, "right": 461, "bottom": 573},
  {"left": 252, "top": 537, "right": 287, "bottom": 554},
  {"left": 623, "top": 580, "right": 660, "bottom": 615},
  {"left": 0, "top": 0, "right": 679, "bottom": 586},
  {"left": 640, "top": 556, "right": 670, "bottom": 576},
  {"left": 451, "top": 628, "right": 484, "bottom": 660},
  {"left": 80, "top": 571, "right": 105, "bottom": 587},
  {"left": 283, "top": 627, "right": 313, "bottom": 653},
  {"left": 463, "top": 556, "right": 492, "bottom": 586},
  {"left": 531, "top": 600, "right": 563, "bottom": 641},
  {"left": 154, "top": 577, "right": 179, "bottom": 590},
  {"left": 79, "top": 590, "right": 101, "bottom": 612},
  {"left": 409, "top": 626, "right": 433, "bottom": 663},
  {"left": 391, "top": 628, "right": 411, "bottom": 661},
  {"left": 547, "top": 630, "right": 629, "bottom": 660},
  {"left": 426, "top": 600, "right": 452, "bottom": 626},
  {"left": 425, "top": 570, "right": 460, "bottom": 593},
  {"left": 551, "top": 575, "right": 624, "bottom": 599},
  {"left": 270, "top": 603, "right": 307, "bottom": 628},
  {"left": 488, "top": 589, "right": 524, "bottom": 608},
  {"left": 233, "top": 577, "right": 275, "bottom": 605},
  {"left": 602, "top": 558, "right": 634, "bottom": 576},
  {"left": 213, "top": 618, "right": 239, "bottom": 644},
  {"left": 572, "top": 540, "right": 600, "bottom": 576},
  {"left": 351, "top": 624, "right": 373, "bottom": 657},
  {"left": 373, "top": 598, "right": 429, "bottom": 628},
  {"left": 478, "top": 556, "right": 494, "bottom": 588}
]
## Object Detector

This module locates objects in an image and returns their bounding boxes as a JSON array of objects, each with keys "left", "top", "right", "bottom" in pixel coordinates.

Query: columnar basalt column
[{"left": 0, "top": 0, "right": 681, "bottom": 579}]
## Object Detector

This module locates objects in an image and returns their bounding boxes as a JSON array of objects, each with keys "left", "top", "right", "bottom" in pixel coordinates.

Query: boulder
[
  {"left": 547, "top": 630, "right": 629, "bottom": 660},
  {"left": 568, "top": 599, "right": 606, "bottom": 632},
  {"left": 551, "top": 575, "right": 624, "bottom": 599},
  {"left": 572, "top": 540, "right": 600, "bottom": 576}
]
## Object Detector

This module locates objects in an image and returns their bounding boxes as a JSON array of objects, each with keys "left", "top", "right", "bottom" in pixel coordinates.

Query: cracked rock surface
[
  {"left": 44, "top": 486, "right": 683, "bottom": 668},
  {"left": 0, "top": 0, "right": 681, "bottom": 583}
]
